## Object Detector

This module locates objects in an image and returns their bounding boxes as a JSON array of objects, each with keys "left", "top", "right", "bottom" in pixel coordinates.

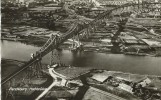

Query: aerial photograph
[{"left": 1, "top": 0, "right": 161, "bottom": 100}]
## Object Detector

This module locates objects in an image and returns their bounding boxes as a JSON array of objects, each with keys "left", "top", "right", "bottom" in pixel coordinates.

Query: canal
[{"left": 1, "top": 40, "right": 161, "bottom": 76}]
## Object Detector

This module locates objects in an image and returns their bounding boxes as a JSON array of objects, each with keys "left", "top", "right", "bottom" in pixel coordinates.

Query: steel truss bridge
[{"left": 2, "top": 2, "right": 161, "bottom": 85}]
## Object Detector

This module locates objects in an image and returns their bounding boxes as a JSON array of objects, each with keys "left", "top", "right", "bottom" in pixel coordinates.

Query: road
[{"left": 35, "top": 64, "right": 59, "bottom": 100}]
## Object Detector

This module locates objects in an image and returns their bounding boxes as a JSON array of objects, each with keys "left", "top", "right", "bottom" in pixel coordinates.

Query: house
[
  {"left": 118, "top": 83, "right": 133, "bottom": 93},
  {"left": 137, "top": 77, "right": 152, "bottom": 87},
  {"left": 91, "top": 70, "right": 111, "bottom": 83}
]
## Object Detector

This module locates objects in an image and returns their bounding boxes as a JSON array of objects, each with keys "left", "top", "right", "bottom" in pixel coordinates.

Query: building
[
  {"left": 15, "top": 0, "right": 24, "bottom": 3},
  {"left": 90, "top": 0, "right": 101, "bottom": 7},
  {"left": 97, "top": 0, "right": 134, "bottom": 7},
  {"left": 118, "top": 83, "right": 133, "bottom": 93},
  {"left": 91, "top": 71, "right": 111, "bottom": 83},
  {"left": 142, "top": 0, "right": 160, "bottom": 3},
  {"left": 137, "top": 78, "right": 151, "bottom": 87},
  {"left": 142, "top": 39, "right": 161, "bottom": 47}
]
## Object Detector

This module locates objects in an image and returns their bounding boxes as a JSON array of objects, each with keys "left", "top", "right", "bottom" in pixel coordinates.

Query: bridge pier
[{"left": 50, "top": 50, "right": 55, "bottom": 65}]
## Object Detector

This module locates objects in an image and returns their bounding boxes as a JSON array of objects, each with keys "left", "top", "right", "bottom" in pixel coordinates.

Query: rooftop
[
  {"left": 142, "top": 39, "right": 161, "bottom": 47},
  {"left": 29, "top": 6, "right": 61, "bottom": 11}
]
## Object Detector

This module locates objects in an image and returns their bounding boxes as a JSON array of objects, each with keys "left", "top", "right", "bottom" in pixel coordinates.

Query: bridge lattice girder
[{"left": 2, "top": 2, "right": 161, "bottom": 85}]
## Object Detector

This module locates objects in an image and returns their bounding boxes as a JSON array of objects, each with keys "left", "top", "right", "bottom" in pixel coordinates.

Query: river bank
[
  {"left": 2, "top": 59, "right": 161, "bottom": 100},
  {"left": 2, "top": 23, "right": 161, "bottom": 57},
  {"left": 2, "top": 58, "right": 161, "bottom": 82}
]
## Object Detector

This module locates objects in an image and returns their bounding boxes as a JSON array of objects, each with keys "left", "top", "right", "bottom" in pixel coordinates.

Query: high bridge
[{"left": 2, "top": 2, "right": 161, "bottom": 85}]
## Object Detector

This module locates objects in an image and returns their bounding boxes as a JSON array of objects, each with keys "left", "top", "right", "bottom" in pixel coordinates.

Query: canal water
[{"left": 1, "top": 40, "right": 161, "bottom": 76}]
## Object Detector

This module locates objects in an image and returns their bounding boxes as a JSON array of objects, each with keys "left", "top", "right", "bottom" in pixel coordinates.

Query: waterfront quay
[{"left": 1, "top": 0, "right": 161, "bottom": 100}]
